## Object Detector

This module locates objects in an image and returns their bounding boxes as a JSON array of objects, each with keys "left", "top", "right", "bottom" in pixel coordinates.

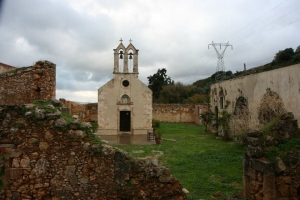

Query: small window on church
[
  {"left": 121, "top": 95, "right": 130, "bottom": 104},
  {"left": 122, "top": 80, "right": 129, "bottom": 87},
  {"left": 123, "top": 97, "right": 128, "bottom": 104}
]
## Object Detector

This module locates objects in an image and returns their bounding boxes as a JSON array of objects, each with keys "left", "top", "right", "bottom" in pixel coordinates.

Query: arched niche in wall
[
  {"left": 234, "top": 96, "right": 248, "bottom": 116},
  {"left": 121, "top": 94, "right": 131, "bottom": 104},
  {"left": 258, "top": 89, "right": 285, "bottom": 124}
]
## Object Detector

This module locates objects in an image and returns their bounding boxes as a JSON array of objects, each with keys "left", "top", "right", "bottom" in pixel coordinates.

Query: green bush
[
  {"left": 293, "top": 54, "right": 300, "bottom": 63},
  {"left": 152, "top": 119, "right": 160, "bottom": 129}
]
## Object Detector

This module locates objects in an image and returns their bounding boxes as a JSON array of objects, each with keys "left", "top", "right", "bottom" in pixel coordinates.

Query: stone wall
[
  {"left": 60, "top": 99, "right": 98, "bottom": 122},
  {"left": 0, "top": 62, "right": 17, "bottom": 74},
  {"left": 0, "top": 100, "right": 186, "bottom": 199},
  {"left": 210, "top": 63, "right": 300, "bottom": 138},
  {"left": 60, "top": 100, "right": 207, "bottom": 125},
  {"left": 0, "top": 61, "right": 56, "bottom": 106},
  {"left": 153, "top": 104, "right": 208, "bottom": 124},
  {"left": 243, "top": 113, "right": 300, "bottom": 199}
]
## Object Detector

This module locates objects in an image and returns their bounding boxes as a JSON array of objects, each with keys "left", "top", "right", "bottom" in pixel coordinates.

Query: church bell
[
  {"left": 119, "top": 50, "right": 123, "bottom": 59},
  {"left": 129, "top": 52, "right": 133, "bottom": 59}
]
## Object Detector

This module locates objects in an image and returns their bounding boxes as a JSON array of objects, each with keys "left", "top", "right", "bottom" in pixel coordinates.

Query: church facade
[{"left": 97, "top": 40, "right": 153, "bottom": 135}]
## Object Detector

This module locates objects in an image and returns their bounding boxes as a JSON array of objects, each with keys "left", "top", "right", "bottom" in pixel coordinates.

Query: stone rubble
[{"left": 0, "top": 102, "right": 186, "bottom": 199}]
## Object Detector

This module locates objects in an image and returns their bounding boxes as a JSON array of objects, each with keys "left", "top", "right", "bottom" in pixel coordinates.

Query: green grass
[{"left": 113, "top": 122, "right": 246, "bottom": 199}]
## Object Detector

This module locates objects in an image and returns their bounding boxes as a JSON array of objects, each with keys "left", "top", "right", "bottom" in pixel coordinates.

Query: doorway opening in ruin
[
  {"left": 215, "top": 106, "right": 219, "bottom": 131},
  {"left": 120, "top": 111, "right": 131, "bottom": 132},
  {"left": 232, "top": 96, "right": 249, "bottom": 139}
]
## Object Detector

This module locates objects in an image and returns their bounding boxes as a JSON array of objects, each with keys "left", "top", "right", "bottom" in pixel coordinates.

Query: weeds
[
  {"left": 264, "top": 138, "right": 300, "bottom": 163},
  {"left": 113, "top": 122, "right": 246, "bottom": 199}
]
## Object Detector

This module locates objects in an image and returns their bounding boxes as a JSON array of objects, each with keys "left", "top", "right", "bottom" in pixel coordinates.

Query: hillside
[{"left": 192, "top": 46, "right": 300, "bottom": 94}]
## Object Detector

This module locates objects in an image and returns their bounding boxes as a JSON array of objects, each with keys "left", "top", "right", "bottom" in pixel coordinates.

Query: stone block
[
  {"left": 55, "top": 118, "right": 67, "bottom": 128},
  {"left": 70, "top": 121, "right": 81, "bottom": 130},
  {"left": 9, "top": 149, "right": 22, "bottom": 158},
  {"left": 277, "top": 183, "right": 289, "bottom": 197},
  {"left": 249, "top": 158, "right": 274, "bottom": 173},
  {"left": 12, "top": 158, "right": 20, "bottom": 167},
  {"left": 246, "top": 168, "right": 257, "bottom": 179},
  {"left": 49, "top": 98, "right": 61, "bottom": 107},
  {"left": 277, "top": 176, "right": 292, "bottom": 184},
  {"left": 8, "top": 168, "right": 23, "bottom": 179},
  {"left": 247, "top": 130, "right": 263, "bottom": 137},
  {"left": 79, "top": 176, "right": 89, "bottom": 184},
  {"left": 247, "top": 137, "right": 261, "bottom": 147},
  {"left": 39, "top": 142, "right": 49, "bottom": 151},
  {"left": 263, "top": 173, "right": 276, "bottom": 199},
  {"left": 44, "top": 131, "right": 53, "bottom": 141},
  {"left": 247, "top": 145, "right": 263, "bottom": 158},
  {"left": 46, "top": 111, "right": 61, "bottom": 119}
]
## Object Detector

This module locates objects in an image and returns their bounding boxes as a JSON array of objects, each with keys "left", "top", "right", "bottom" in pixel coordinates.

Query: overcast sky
[{"left": 0, "top": 0, "right": 299, "bottom": 103}]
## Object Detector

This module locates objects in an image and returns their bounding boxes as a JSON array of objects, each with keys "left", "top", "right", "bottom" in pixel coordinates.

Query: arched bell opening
[
  {"left": 128, "top": 49, "right": 134, "bottom": 72},
  {"left": 118, "top": 49, "right": 124, "bottom": 72}
]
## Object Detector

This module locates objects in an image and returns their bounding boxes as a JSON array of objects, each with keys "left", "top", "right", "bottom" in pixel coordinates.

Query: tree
[
  {"left": 147, "top": 68, "right": 172, "bottom": 100},
  {"left": 273, "top": 48, "right": 294, "bottom": 64},
  {"left": 295, "top": 45, "right": 300, "bottom": 54},
  {"left": 188, "top": 94, "right": 207, "bottom": 104},
  {"left": 200, "top": 110, "right": 214, "bottom": 131}
]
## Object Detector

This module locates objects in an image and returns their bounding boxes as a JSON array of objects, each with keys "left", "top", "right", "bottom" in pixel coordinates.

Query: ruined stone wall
[
  {"left": 0, "top": 61, "right": 56, "bottom": 106},
  {"left": 0, "top": 63, "right": 17, "bottom": 74},
  {"left": 0, "top": 101, "right": 186, "bottom": 199},
  {"left": 60, "top": 99, "right": 98, "bottom": 122},
  {"left": 153, "top": 104, "right": 208, "bottom": 124},
  {"left": 210, "top": 64, "right": 300, "bottom": 136},
  {"left": 243, "top": 114, "right": 300, "bottom": 199}
]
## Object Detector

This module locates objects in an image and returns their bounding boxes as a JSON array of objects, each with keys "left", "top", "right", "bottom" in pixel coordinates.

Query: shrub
[{"left": 152, "top": 119, "right": 160, "bottom": 129}]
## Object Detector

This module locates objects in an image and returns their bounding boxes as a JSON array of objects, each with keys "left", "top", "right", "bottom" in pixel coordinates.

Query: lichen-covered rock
[
  {"left": 49, "top": 98, "right": 61, "bottom": 107},
  {"left": 54, "top": 118, "right": 67, "bottom": 127},
  {"left": 35, "top": 108, "right": 45, "bottom": 119}
]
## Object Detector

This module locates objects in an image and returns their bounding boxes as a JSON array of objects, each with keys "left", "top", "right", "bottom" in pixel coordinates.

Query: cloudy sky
[{"left": 0, "top": 0, "right": 299, "bottom": 103}]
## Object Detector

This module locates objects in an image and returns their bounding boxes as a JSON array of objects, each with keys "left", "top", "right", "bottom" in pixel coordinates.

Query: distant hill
[{"left": 192, "top": 46, "right": 300, "bottom": 94}]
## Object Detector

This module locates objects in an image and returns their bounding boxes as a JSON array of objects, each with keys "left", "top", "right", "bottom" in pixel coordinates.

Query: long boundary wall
[
  {"left": 153, "top": 104, "right": 208, "bottom": 124},
  {"left": 210, "top": 63, "right": 300, "bottom": 135},
  {"left": 0, "top": 61, "right": 56, "bottom": 105}
]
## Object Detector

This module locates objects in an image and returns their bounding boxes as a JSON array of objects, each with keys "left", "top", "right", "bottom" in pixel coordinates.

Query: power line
[
  {"left": 180, "top": 0, "right": 298, "bottom": 83},
  {"left": 231, "top": 5, "right": 300, "bottom": 44},
  {"left": 234, "top": 18, "right": 300, "bottom": 50},
  {"left": 221, "top": 0, "right": 288, "bottom": 42}
]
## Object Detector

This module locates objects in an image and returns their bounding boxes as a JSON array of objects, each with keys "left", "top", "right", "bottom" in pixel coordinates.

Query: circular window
[{"left": 122, "top": 80, "right": 129, "bottom": 87}]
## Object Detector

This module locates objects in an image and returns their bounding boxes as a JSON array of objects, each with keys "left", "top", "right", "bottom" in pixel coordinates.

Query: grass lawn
[{"left": 113, "top": 122, "right": 246, "bottom": 199}]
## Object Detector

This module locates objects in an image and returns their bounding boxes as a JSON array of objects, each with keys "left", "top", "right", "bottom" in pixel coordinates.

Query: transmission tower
[{"left": 208, "top": 41, "right": 233, "bottom": 82}]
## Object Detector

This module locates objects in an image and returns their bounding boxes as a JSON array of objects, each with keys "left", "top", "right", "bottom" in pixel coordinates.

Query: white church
[{"left": 97, "top": 39, "right": 153, "bottom": 136}]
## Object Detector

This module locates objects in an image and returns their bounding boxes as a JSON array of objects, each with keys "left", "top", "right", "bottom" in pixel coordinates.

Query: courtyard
[{"left": 112, "top": 122, "right": 246, "bottom": 199}]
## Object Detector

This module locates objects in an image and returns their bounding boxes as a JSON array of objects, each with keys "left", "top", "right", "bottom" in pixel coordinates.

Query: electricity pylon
[{"left": 208, "top": 41, "right": 233, "bottom": 82}]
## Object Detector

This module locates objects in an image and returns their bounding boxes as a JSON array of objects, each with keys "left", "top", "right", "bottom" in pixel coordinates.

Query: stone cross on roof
[{"left": 119, "top": 38, "right": 123, "bottom": 43}]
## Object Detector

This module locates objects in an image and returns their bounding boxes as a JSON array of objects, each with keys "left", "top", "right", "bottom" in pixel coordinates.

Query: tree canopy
[{"left": 147, "top": 68, "right": 173, "bottom": 100}]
